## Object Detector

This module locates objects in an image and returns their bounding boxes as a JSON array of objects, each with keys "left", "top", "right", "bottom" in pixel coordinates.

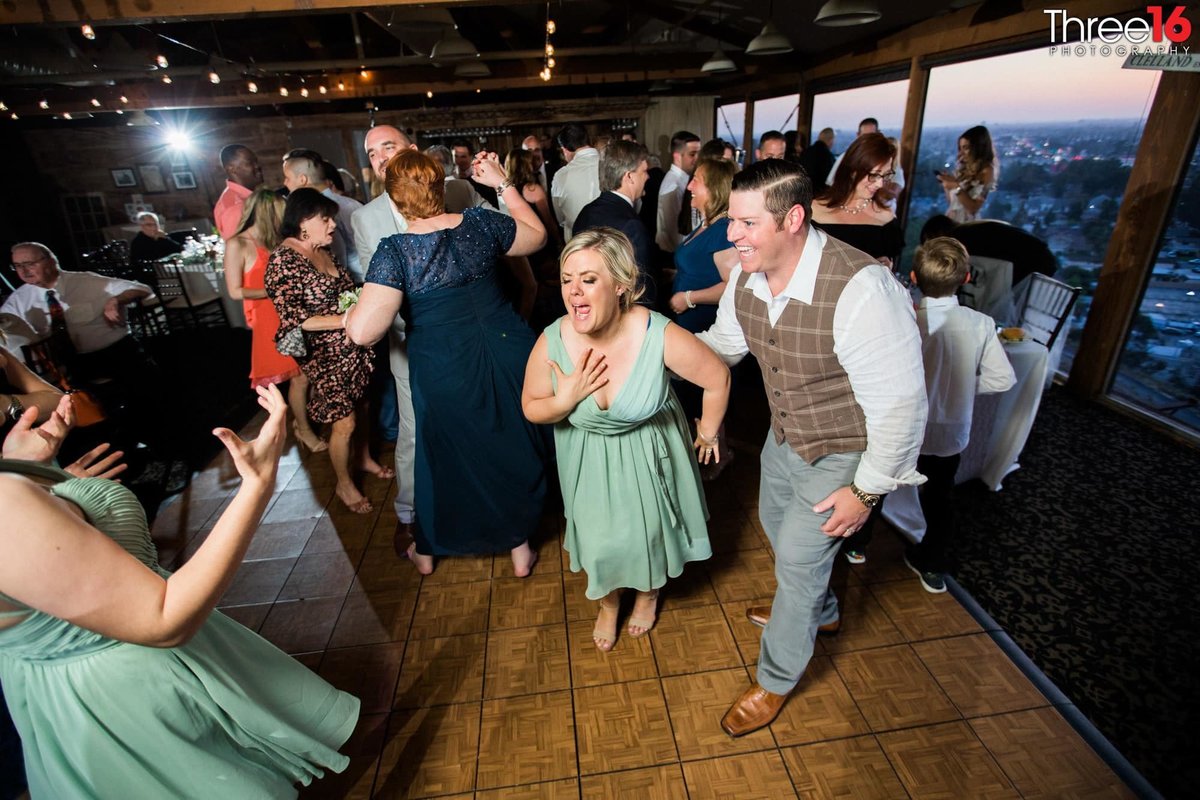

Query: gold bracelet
[{"left": 696, "top": 428, "right": 719, "bottom": 446}]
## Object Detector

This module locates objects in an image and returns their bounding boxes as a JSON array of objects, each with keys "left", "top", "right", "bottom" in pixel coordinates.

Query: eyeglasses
[
  {"left": 12, "top": 256, "right": 48, "bottom": 269},
  {"left": 865, "top": 171, "right": 896, "bottom": 184}
]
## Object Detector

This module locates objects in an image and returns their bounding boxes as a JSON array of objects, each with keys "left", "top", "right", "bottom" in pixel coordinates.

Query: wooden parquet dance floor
[{"left": 150, "top": 419, "right": 1138, "bottom": 799}]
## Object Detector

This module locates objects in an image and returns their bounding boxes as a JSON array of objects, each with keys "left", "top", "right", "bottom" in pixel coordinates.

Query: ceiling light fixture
[
  {"left": 209, "top": 70, "right": 220, "bottom": 84},
  {"left": 0, "top": 101, "right": 7, "bottom": 111},
  {"left": 540, "top": 2, "right": 556, "bottom": 82},
  {"left": 38, "top": 100, "right": 49, "bottom": 109},
  {"left": 279, "top": 86, "right": 289, "bottom": 97},
  {"left": 119, "top": 95, "right": 128, "bottom": 103},
  {"left": 319, "top": 85, "right": 327, "bottom": 94},
  {"left": 426, "top": 90, "right": 433, "bottom": 98},
  {"left": 90, "top": 98, "right": 101, "bottom": 107},
  {"left": 359, "top": 68, "right": 369, "bottom": 78},
  {"left": 11, "top": 113, "right": 19, "bottom": 120},
  {"left": 247, "top": 81, "right": 258, "bottom": 93},
  {"left": 431, "top": 26, "right": 478, "bottom": 60},
  {"left": 156, "top": 54, "right": 169, "bottom": 69},
  {"left": 115, "top": 109, "right": 123, "bottom": 115},
  {"left": 162, "top": 74, "right": 172, "bottom": 84},
  {"left": 454, "top": 61, "right": 492, "bottom": 78},
  {"left": 814, "top": 0, "right": 882, "bottom": 27},
  {"left": 701, "top": 49, "right": 737, "bottom": 74},
  {"left": 62, "top": 112, "right": 73, "bottom": 120},
  {"left": 300, "top": 87, "right": 309, "bottom": 97},
  {"left": 338, "top": 80, "right": 346, "bottom": 90},
  {"left": 745, "top": 22, "right": 793, "bottom": 55},
  {"left": 81, "top": 24, "right": 96, "bottom": 40}
]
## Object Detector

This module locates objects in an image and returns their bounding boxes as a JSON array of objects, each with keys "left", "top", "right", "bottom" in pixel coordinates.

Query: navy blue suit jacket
[{"left": 573, "top": 191, "right": 657, "bottom": 303}]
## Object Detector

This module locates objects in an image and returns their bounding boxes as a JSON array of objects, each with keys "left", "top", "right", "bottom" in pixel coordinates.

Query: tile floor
[{"left": 150, "top": 422, "right": 1138, "bottom": 799}]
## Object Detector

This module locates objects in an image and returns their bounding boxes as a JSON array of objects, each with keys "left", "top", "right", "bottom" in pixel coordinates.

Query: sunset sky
[{"left": 726, "top": 47, "right": 1163, "bottom": 145}]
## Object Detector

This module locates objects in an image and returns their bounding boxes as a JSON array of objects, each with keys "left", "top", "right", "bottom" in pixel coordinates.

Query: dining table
[
  {"left": 882, "top": 336, "right": 1050, "bottom": 541},
  {"left": 162, "top": 237, "right": 246, "bottom": 329}
]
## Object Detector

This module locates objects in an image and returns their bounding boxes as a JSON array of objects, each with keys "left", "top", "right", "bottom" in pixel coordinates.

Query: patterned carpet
[{"left": 950, "top": 387, "right": 1200, "bottom": 800}]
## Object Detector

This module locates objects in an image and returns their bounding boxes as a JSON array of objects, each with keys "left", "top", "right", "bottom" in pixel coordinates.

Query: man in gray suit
[{"left": 351, "top": 124, "right": 419, "bottom": 555}]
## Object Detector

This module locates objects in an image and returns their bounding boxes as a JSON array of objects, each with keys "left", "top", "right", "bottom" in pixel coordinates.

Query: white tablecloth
[
  {"left": 172, "top": 260, "right": 246, "bottom": 328},
  {"left": 883, "top": 339, "right": 1050, "bottom": 540}
]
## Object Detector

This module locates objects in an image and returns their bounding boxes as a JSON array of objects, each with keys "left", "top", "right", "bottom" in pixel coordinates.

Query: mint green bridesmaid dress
[
  {"left": 546, "top": 312, "right": 712, "bottom": 600},
  {"left": 0, "top": 461, "right": 359, "bottom": 799}
]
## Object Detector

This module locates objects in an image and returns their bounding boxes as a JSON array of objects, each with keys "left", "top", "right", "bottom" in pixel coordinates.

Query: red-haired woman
[{"left": 345, "top": 151, "right": 550, "bottom": 577}]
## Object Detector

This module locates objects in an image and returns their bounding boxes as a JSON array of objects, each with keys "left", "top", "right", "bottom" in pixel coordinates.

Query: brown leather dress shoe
[
  {"left": 744, "top": 606, "right": 841, "bottom": 635},
  {"left": 393, "top": 521, "right": 415, "bottom": 559},
  {"left": 721, "top": 682, "right": 789, "bottom": 737}
]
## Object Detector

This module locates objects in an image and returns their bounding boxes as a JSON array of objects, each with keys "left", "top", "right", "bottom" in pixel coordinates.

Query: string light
[
  {"left": 247, "top": 81, "right": 258, "bottom": 93},
  {"left": 62, "top": 112, "right": 73, "bottom": 120},
  {"left": 38, "top": 100, "right": 49, "bottom": 109},
  {"left": 90, "top": 98, "right": 101, "bottom": 107},
  {"left": 119, "top": 95, "right": 128, "bottom": 104},
  {"left": 300, "top": 87, "right": 309, "bottom": 97},
  {"left": 156, "top": 55, "right": 169, "bottom": 69},
  {"left": 541, "top": 3, "right": 556, "bottom": 82},
  {"left": 426, "top": 90, "right": 433, "bottom": 98},
  {"left": 318, "top": 85, "right": 327, "bottom": 94},
  {"left": 209, "top": 70, "right": 221, "bottom": 84},
  {"left": 360, "top": 68, "right": 369, "bottom": 78},
  {"left": 81, "top": 24, "right": 96, "bottom": 40},
  {"left": 337, "top": 80, "right": 345, "bottom": 90},
  {"left": 115, "top": 109, "right": 123, "bottom": 115},
  {"left": 10, "top": 113, "right": 18, "bottom": 120},
  {"left": 161, "top": 74, "right": 172, "bottom": 84},
  {"left": 279, "top": 86, "right": 289, "bottom": 97},
  {"left": 0, "top": 101, "right": 6, "bottom": 111}
]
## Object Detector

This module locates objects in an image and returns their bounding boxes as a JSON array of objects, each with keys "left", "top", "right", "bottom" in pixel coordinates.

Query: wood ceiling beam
[
  {"left": 634, "top": 0, "right": 753, "bottom": 49},
  {"left": 7, "top": 59, "right": 751, "bottom": 116},
  {"left": 0, "top": 0, "right": 544, "bottom": 27}
]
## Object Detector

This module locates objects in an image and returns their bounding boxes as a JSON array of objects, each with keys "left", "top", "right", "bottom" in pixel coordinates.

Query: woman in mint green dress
[
  {"left": 523, "top": 228, "right": 730, "bottom": 651},
  {"left": 0, "top": 388, "right": 359, "bottom": 798}
]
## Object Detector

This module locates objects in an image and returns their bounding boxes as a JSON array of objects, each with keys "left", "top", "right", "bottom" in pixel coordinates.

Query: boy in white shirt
[{"left": 843, "top": 237, "right": 1016, "bottom": 592}]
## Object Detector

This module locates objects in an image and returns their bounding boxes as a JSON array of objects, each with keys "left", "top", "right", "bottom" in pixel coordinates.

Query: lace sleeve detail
[
  {"left": 364, "top": 236, "right": 408, "bottom": 293},
  {"left": 468, "top": 207, "right": 518, "bottom": 257}
]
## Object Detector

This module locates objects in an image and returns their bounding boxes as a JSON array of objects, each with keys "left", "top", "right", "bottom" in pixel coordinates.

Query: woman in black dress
[{"left": 810, "top": 133, "right": 904, "bottom": 268}]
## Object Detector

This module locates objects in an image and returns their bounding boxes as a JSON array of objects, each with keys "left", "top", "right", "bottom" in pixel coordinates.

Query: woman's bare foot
[
  {"left": 335, "top": 483, "right": 373, "bottom": 514},
  {"left": 510, "top": 541, "right": 539, "bottom": 578},
  {"left": 593, "top": 593, "right": 620, "bottom": 652},
  {"left": 405, "top": 542, "right": 435, "bottom": 575},
  {"left": 627, "top": 590, "right": 659, "bottom": 638},
  {"left": 293, "top": 422, "right": 328, "bottom": 453}
]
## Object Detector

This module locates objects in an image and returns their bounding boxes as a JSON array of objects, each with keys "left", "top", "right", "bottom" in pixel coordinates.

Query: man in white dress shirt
[
  {"left": 350, "top": 125, "right": 419, "bottom": 555},
  {"left": 655, "top": 130, "right": 701, "bottom": 253},
  {"left": 694, "top": 159, "right": 928, "bottom": 738},
  {"left": 550, "top": 123, "right": 601, "bottom": 240}
]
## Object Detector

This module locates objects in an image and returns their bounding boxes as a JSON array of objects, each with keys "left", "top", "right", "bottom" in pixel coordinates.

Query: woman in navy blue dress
[{"left": 347, "top": 150, "right": 549, "bottom": 576}]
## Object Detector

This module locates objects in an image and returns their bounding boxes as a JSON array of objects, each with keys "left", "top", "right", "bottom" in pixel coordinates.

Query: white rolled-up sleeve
[
  {"left": 695, "top": 267, "right": 750, "bottom": 367},
  {"left": 833, "top": 265, "right": 928, "bottom": 495}
]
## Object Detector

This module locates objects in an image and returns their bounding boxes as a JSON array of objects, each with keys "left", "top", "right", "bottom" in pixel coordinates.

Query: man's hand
[
  {"left": 813, "top": 485, "right": 870, "bottom": 538},
  {"left": 103, "top": 297, "right": 126, "bottom": 327}
]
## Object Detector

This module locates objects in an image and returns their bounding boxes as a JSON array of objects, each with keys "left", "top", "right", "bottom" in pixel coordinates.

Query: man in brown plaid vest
[{"left": 697, "top": 159, "right": 928, "bottom": 737}]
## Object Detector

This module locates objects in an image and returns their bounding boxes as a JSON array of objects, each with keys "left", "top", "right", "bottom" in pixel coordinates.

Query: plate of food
[{"left": 998, "top": 326, "right": 1026, "bottom": 342}]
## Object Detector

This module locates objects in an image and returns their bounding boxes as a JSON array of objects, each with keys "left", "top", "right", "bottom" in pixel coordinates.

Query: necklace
[{"left": 838, "top": 197, "right": 872, "bottom": 215}]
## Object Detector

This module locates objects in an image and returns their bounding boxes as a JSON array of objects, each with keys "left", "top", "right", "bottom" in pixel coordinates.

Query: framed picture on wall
[
  {"left": 111, "top": 168, "right": 137, "bottom": 188},
  {"left": 172, "top": 171, "right": 197, "bottom": 190},
  {"left": 138, "top": 164, "right": 167, "bottom": 193}
]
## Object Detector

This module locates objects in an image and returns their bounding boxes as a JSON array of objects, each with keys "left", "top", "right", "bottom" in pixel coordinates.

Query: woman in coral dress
[{"left": 224, "top": 188, "right": 326, "bottom": 452}]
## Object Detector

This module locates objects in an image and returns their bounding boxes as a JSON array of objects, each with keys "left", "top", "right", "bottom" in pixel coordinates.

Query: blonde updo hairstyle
[
  {"left": 559, "top": 227, "right": 645, "bottom": 312},
  {"left": 384, "top": 150, "right": 446, "bottom": 220}
]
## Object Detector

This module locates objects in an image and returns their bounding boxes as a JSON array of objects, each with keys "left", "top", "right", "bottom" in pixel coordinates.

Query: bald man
[
  {"left": 522, "top": 134, "right": 549, "bottom": 190},
  {"left": 351, "top": 125, "right": 419, "bottom": 555},
  {"left": 283, "top": 150, "right": 364, "bottom": 281}
]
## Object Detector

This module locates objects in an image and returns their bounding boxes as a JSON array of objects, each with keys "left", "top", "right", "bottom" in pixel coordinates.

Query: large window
[
  {"left": 908, "top": 48, "right": 1159, "bottom": 372},
  {"left": 715, "top": 101, "right": 745, "bottom": 154},
  {"left": 750, "top": 93, "right": 799, "bottom": 160},
  {"left": 1111, "top": 139, "right": 1200, "bottom": 435},
  {"left": 809, "top": 79, "right": 909, "bottom": 154}
]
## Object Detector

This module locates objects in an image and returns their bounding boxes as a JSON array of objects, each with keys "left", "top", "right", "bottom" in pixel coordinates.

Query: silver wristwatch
[{"left": 5, "top": 394, "right": 23, "bottom": 423}]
